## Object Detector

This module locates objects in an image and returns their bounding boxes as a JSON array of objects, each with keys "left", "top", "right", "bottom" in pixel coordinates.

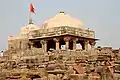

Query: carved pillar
[
  {"left": 64, "top": 36, "right": 71, "bottom": 50},
  {"left": 64, "top": 41, "right": 69, "bottom": 50},
  {"left": 84, "top": 41, "right": 89, "bottom": 50},
  {"left": 19, "top": 42, "right": 21, "bottom": 49},
  {"left": 29, "top": 42, "right": 34, "bottom": 48},
  {"left": 89, "top": 40, "right": 96, "bottom": 49},
  {"left": 80, "top": 40, "right": 89, "bottom": 50},
  {"left": 45, "top": 41, "right": 47, "bottom": 52},
  {"left": 41, "top": 40, "right": 47, "bottom": 53},
  {"left": 73, "top": 38, "right": 78, "bottom": 50},
  {"left": 53, "top": 38, "right": 60, "bottom": 50}
]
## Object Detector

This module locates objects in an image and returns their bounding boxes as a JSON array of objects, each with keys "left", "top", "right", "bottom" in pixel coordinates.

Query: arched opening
[{"left": 47, "top": 39, "right": 56, "bottom": 51}]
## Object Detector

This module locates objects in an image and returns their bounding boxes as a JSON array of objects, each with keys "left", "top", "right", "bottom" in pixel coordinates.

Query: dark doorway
[
  {"left": 33, "top": 41, "right": 42, "bottom": 48},
  {"left": 69, "top": 40, "right": 73, "bottom": 50},
  {"left": 77, "top": 40, "right": 84, "bottom": 50},
  {"left": 47, "top": 39, "right": 56, "bottom": 51}
]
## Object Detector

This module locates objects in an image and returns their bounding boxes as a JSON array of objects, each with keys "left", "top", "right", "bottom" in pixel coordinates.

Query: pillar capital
[
  {"left": 83, "top": 40, "right": 89, "bottom": 50},
  {"left": 89, "top": 40, "right": 96, "bottom": 46},
  {"left": 72, "top": 38, "right": 78, "bottom": 50},
  {"left": 28, "top": 41, "right": 34, "bottom": 48},
  {"left": 73, "top": 38, "right": 78, "bottom": 42},
  {"left": 40, "top": 40, "right": 47, "bottom": 53},
  {"left": 53, "top": 38, "right": 60, "bottom": 50},
  {"left": 89, "top": 40, "right": 96, "bottom": 49},
  {"left": 40, "top": 40, "right": 47, "bottom": 44},
  {"left": 64, "top": 36, "right": 71, "bottom": 41},
  {"left": 84, "top": 40, "right": 89, "bottom": 44},
  {"left": 53, "top": 38, "right": 59, "bottom": 42},
  {"left": 64, "top": 36, "right": 71, "bottom": 50},
  {"left": 82, "top": 40, "right": 89, "bottom": 46}
]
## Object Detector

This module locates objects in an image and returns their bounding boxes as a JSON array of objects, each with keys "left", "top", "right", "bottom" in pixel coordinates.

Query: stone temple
[
  {"left": 0, "top": 11, "right": 120, "bottom": 80},
  {"left": 8, "top": 12, "right": 98, "bottom": 51}
]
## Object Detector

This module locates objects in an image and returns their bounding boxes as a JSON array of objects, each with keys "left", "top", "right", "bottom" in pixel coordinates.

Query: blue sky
[{"left": 0, "top": 0, "right": 120, "bottom": 50}]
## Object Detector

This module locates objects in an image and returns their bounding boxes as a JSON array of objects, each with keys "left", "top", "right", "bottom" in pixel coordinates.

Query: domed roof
[
  {"left": 20, "top": 24, "right": 41, "bottom": 36},
  {"left": 44, "top": 12, "right": 84, "bottom": 29}
]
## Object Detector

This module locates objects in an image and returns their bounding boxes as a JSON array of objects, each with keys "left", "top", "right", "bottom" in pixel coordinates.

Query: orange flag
[{"left": 30, "top": 3, "right": 35, "bottom": 13}]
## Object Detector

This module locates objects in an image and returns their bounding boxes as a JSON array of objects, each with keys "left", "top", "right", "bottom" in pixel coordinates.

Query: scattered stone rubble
[{"left": 0, "top": 47, "right": 119, "bottom": 80}]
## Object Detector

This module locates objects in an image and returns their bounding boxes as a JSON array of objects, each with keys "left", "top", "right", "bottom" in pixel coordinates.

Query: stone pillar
[
  {"left": 65, "top": 41, "right": 69, "bottom": 50},
  {"left": 53, "top": 38, "right": 60, "bottom": 50},
  {"left": 64, "top": 36, "right": 71, "bottom": 50},
  {"left": 29, "top": 42, "right": 33, "bottom": 48},
  {"left": 73, "top": 38, "right": 78, "bottom": 50},
  {"left": 81, "top": 41, "right": 89, "bottom": 50},
  {"left": 41, "top": 40, "right": 47, "bottom": 53},
  {"left": 19, "top": 42, "right": 22, "bottom": 49},
  {"left": 84, "top": 41, "right": 89, "bottom": 50}
]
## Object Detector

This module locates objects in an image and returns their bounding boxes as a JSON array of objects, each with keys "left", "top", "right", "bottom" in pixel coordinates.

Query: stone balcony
[{"left": 28, "top": 26, "right": 95, "bottom": 39}]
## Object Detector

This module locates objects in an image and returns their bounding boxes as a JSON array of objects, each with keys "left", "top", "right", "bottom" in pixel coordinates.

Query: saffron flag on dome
[{"left": 30, "top": 3, "right": 35, "bottom": 13}]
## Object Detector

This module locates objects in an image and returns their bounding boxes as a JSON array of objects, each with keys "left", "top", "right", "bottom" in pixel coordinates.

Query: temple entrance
[
  {"left": 33, "top": 41, "right": 42, "bottom": 48},
  {"left": 47, "top": 39, "right": 56, "bottom": 51}
]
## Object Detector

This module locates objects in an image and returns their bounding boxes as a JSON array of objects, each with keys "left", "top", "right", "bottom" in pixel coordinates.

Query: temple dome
[
  {"left": 20, "top": 24, "right": 41, "bottom": 37},
  {"left": 43, "top": 12, "right": 84, "bottom": 29}
]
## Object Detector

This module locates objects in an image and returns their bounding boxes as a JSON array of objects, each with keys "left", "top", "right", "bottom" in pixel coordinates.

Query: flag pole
[
  {"left": 28, "top": 3, "right": 33, "bottom": 24},
  {"left": 28, "top": 3, "right": 35, "bottom": 24},
  {"left": 28, "top": 11, "right": 33, "bottom": 24},
  {"left": 27, "top": 0, "right": 32, "bottom": 24},
  {"left": 28, "top": 0, "right": 30, "bottom": 24}
]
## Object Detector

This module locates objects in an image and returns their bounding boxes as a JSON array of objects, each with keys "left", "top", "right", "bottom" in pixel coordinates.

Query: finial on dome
[
  {"left": 28, "top": 17, "right": 33, "bottom": 24},
  {"left": 59, "top": 11, "right": 65, "bottom": 14}
]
